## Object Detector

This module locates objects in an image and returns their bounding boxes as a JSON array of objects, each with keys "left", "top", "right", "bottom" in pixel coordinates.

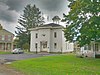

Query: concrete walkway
[{"left": 0, "top": 64, "right": 24, "bottom": 75}]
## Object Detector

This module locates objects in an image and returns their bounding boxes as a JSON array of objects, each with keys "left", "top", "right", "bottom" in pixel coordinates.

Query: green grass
[
  {"left": 11, "top": 54, "right": 100, "bottom": 75},
  {"left": 0, "top": 51, "right": 11, "bottom": 54}
]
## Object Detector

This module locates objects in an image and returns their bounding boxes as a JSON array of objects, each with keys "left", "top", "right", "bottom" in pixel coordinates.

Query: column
[
  {"left": 11, "top": 42, "right": 13, "bottom": 51},
  {"left": 4, "top": 43, "right": 7, "bottom": 52}
]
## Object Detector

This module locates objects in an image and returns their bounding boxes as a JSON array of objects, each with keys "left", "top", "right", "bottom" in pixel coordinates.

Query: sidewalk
[{"left": 0, "top": 60, "right": 24, "bottom": 75}]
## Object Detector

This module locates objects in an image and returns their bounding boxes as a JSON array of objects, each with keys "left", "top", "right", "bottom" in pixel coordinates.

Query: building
[
  {"left": 0, "top": 24, "right": 14, "bottom": 51},
  {"left": 29, "top": 23, "right": 74, "bottom": 53},
  {"left": 81, "top": 42, "right": 100, "bottom": 57}
]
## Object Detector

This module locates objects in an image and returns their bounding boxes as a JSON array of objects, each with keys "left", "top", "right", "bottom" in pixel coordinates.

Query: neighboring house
[
  {"left": 0, "top": 24, "right": 14, "bottom": 51},
  {"left": 81, "top": 42, "right": 100, "bottom": 57},
  {"left": 74, "top": 42, "right": 81, "bottom": 52},
  {"left": 29, "top": 23, "right": 74, "bottom": 53}
]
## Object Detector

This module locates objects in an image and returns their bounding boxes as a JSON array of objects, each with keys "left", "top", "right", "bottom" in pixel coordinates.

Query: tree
[
  {"left": 22, "top": 43, "right": 30, "bottom": 51},
  {"left": 16, "top": 4, "right": 44, "bottom": 49},
  {"left": 63, "top": 0, "right": 100, "bottom": 47}
]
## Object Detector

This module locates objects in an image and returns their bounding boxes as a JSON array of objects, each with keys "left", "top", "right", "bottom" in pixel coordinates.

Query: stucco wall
[
  {"left": 30, "top": 27, "right": 74, "bottom": 53},
  {"left": 50, "top": 29, "right": 62, "bottom": 52}
]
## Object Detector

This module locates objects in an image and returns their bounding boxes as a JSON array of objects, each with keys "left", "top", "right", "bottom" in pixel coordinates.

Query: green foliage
[
  {"left": 63, "top": 0, "right": 100, "bottom": 46},
  {"left": 11, "top": 54, "right": 100, "bottom": 75},
  {"left": 15, "top": 4, "right": 44, "bottom": 48},
  {"left": 22, "top": 43, "right": 29, "bottom": 50}
]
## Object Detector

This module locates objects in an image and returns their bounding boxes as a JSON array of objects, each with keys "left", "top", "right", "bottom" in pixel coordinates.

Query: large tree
[
  {"left": 63, "top": 0, "right": 100, "bottom": 46},
  {"left": 16, "top": 4, "right": 44, "bottom": 49}
]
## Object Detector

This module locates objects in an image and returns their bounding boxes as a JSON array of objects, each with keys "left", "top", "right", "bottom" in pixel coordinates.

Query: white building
[
  {"left": 81, "top": 42, "right": 100, "bottom": 57},
  {"left": 29, "top": 23, "right": 74, "bottom": 53}
]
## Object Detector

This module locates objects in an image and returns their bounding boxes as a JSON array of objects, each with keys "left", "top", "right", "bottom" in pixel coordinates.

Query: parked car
[{"left": 11, "top": 48, "right": 24, "bottom": 54}]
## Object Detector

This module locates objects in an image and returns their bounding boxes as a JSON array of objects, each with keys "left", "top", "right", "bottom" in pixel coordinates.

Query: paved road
[
  {"left": 0, "top": 53, "right": 54, "bottom": 61},
  {"left": 0, "top": 54, "right": 42, "bottom": 61}
]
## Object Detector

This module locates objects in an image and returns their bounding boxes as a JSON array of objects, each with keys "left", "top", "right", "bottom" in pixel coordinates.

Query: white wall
[
  {"left": 50, "top": 29, "right": 62, "bottom": 52},
  {"left": 61, "top": 31, "right": 74, "bottom": 52},
  {"left": 30, "top": 27, "right": 74, "bottom": 53},
  {"left": 30, "top": 30, "right": 39, "bottom": 52},
  {"left": 38, "top": 29, "right": 51, "bottom": 52}
]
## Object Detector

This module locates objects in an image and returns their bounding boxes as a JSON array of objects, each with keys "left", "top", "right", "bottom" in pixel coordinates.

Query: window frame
[
  {"left": 36, "top": 33, "right": 38, "bottom": 38},
  {"left": 54, "top": 32, "right": 57, "bottom": 38},
  {"left": 54, "top": 43, "right": 57, "bottom": 49}
]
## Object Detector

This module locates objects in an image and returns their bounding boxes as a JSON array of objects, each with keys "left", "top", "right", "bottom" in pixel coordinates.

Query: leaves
[{"left": 63, "top": 0, "right": 100, "bottom": 47}]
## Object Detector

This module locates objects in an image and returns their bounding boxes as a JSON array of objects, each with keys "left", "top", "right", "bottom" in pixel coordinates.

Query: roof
[
  {"left": 0, "top": 29, "right": 14, "bottom": 35},
  {"left": 39, "top": 23, "right": 64, "bottom": 27},
  {"left": 29, "top": 23, "right": 64, "bottom": 31}
]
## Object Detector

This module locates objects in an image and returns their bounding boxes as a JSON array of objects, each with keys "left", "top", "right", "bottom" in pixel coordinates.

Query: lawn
[
  {"left": 0, "top": 51, "right": 11, "bottom": 54},
  {"left": 11, "top": 54, "right": 100, "bottom": 75}
]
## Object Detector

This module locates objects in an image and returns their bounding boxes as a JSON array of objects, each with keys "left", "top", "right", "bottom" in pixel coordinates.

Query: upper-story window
[
  {"left": 36, "top": 33, "right": 38, "bottom": 38},
  {"left": 2, "top": 35, "right": 5, "bottom": 40},
  {"left": 8, "top": 35, "right": 12, "bottom": 41},
  {"left": 54, "top": 32, "right": 57, "bottom": 38}
]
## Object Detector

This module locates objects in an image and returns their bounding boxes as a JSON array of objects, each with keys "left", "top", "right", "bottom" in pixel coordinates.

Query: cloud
[
  {"left": 0, "top": 0, "right": 69, "bottom": 34},
  {"left": 36, "top": 0, "right": 67, "bottom": 11},
  {"left": 0, "top": 2, "right": 19, "bottom": 22},
  {"left": 0, "top": 0, "right": 68, "bottom": 22}
]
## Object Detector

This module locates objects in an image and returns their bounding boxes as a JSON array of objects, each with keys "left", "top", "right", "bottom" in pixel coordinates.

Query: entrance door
[{"left": 40, "top": 41, "right": 48, "bottom": 52}]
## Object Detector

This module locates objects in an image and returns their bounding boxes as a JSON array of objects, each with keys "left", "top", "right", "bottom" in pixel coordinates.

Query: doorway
[{"left": 40, "top": 41, "right": 48, "bottom": 52}]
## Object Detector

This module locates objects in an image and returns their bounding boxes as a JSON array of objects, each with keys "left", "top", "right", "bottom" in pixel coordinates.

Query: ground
[
  {"left": 0, "top": 64, "right": 24, "bottom": 75},
  {"left": 0, "top": 53, "right": 55, "bottom": 75},
  {"left": 11, "top": 54, "right": 100, "bottom": 75},
  {"left": 0, "top": 53, "right": 100, "bottom": 75}
]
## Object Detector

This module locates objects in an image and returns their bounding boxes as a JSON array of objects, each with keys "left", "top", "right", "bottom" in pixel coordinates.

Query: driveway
[
  {"left": 0, "top": 53, "right": 56, "bottom": 63},
  {"left": 0, "top": 54, "right": 43, "bottom": 61}
]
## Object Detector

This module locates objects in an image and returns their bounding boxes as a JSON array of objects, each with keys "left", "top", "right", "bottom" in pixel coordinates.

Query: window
[
  {"left": 84, "top": 45, "right": 88, "bottom": 50},
  {"left": 54, "top": 32, "right": 57, "bottom": 38},
  {"left": 42, "top": 34, "right": 46, "bottom": 37},
  {"left": 88, "top": 45, "right": 91, "bottom": 50},
  {"left": 84, "top": 45, "right": 91, "bottom": 50},
  {"left": 66, "top": 43, "right": 68, "bottom": 50},
  {"left": 36, "top": 33, "right": 38, "bottom": 38},
  {"left": 8, "top": 35, "right": 12, "bottom": 41},
  {"left": 35, "top": 43, "right": 38, "bottom": 48},
  {"left": 7, "top": 44, "right": 11, "bottom": 50},
  {"left": 54, "top": 43, "right": 57, "bottom": 49},
  {"left": 2, "top": 35, "right": 5, "bottom": 40}
]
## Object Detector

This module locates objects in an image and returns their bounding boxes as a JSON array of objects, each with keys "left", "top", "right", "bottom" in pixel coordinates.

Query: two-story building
[
  {"left": 29, "top": 23, "right": 74, "bottom": 53},
  {"left": 0, "top": 24, "right": 14, "bottom": 51}
]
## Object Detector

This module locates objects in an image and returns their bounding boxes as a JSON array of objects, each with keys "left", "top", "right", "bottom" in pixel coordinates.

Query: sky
[{"left": 0, "top": 0, "right": 69, "bottom": 34}]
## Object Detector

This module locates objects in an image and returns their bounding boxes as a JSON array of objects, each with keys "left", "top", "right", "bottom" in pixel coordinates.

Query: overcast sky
[{"left": 0, "top": 0, "right": 69, "bottom": 34}]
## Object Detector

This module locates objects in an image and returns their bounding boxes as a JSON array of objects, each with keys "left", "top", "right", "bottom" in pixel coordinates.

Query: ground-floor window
[
  {"left": 7, "top": 43, "right": 11, "bottom": 50},
  {"left": 35, "top": 43, "right": 38, "bottom": 48},
  {"left": 66, "top": 43, "right": 70, "bottom": 50},
  {"left": 84, "top": 45, "right": 91, "bottom": 50},
  {"left": 54, "top": 43, "right": 57, "bottom": 49}
]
